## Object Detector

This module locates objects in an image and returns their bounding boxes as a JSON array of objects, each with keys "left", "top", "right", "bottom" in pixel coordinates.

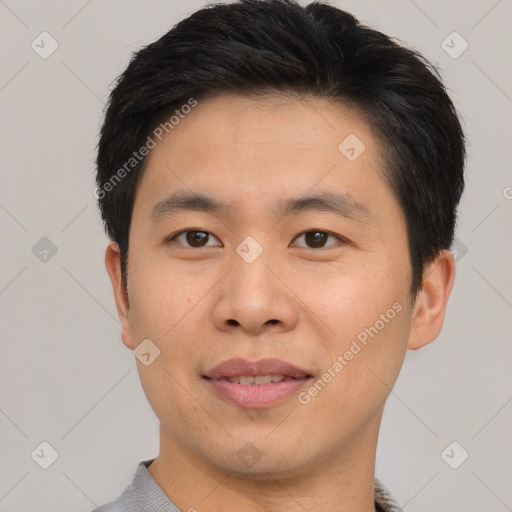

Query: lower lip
[{"left": 204, "top": 377, "right": 311, "bottom": 408}]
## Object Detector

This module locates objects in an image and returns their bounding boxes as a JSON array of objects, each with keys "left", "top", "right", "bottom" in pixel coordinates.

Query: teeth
[
  {"left": 226, "top": 374, "right": 286, "bottom": 385},
  {"left": 254, "top": 375, "right": 272, "bottom": 385}
]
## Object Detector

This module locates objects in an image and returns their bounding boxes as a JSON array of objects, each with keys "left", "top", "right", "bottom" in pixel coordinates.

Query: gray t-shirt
[{"left": 91, "top": 459, "right": 403, "bottom": 512}]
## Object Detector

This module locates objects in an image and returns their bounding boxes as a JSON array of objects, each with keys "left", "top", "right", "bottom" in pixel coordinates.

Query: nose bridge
[
  {"left": 230, "top": 236, "right": 279, "bottom": 305},
  {"left": 213, "top": 235, "right": 298, "bottom": 333}
]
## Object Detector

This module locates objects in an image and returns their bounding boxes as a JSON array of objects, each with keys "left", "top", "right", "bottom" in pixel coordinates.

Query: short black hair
[{"left": 96, "top": 0, "right": 466, "bottom": 299}]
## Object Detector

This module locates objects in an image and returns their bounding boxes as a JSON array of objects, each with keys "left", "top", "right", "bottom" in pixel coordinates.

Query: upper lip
[{"left": 204, "top": 358, "right": 311, "bottom": 379}]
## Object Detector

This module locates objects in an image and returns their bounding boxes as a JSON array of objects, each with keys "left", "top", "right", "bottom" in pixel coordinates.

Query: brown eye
[
  {"left": 170, "top": 230, "right": 221, "bottom": 248},
  {"left": 293, "top": 231, "right": 341, "bottom": 249}
]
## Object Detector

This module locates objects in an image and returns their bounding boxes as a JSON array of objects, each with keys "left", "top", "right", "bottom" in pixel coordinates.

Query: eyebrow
[{"left": 149, "top": 190, "right": 372, "bottom": 224}]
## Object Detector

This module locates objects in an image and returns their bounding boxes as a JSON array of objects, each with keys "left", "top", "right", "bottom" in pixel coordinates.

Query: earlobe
[
  {"left": 407, "top": 249, "right": 456, "bottom": 351},
  {"left": 104, "top": 242, "right": 136, "bottom": 350}
]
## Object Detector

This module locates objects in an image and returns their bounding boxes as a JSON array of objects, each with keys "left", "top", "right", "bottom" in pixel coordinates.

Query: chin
[
  {"left": 219, "top": 456, "right": 309, "bottom": 481},
  {"left": 199, "top": 437, "right": 312, "bottom": 480}
]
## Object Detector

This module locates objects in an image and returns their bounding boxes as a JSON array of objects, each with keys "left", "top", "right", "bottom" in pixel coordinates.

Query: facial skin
[{"left": 105, "top": 93, "right": 455, "bottom": 512}]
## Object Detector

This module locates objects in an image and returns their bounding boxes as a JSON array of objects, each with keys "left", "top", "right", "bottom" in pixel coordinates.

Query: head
[{"left": 97, "top": 0, "right": 465, "bottom": 479}]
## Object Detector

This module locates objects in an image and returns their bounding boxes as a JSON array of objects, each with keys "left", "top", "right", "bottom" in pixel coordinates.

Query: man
[{"left": 93, "top": 0, "right": 465, "bottom": 510}]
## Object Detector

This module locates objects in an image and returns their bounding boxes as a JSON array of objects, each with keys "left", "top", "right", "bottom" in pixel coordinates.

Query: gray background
[{"left": 1, "top": 0, "right": 511, "bottom": 510}]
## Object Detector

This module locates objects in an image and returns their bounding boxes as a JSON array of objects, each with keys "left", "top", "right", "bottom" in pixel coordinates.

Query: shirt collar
[{"left": 114, "top": 459, "right": 403, "bottom": 512}]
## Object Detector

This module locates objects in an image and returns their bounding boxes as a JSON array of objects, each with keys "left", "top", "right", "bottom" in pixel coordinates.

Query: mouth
[
  {"left": 202, "top": 358, "right": 313, "bottom": 408},
  {"left": 221, "top": 374, "right": 303, "bottom": 384}
]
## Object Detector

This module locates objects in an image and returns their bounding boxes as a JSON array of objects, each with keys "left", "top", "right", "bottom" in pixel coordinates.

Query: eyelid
[
  {"left": 291, "top": 230, "right": 348, "bottom": 249},
  {"left": 167, "top": 229, "right": 222, "bottom": 247}
]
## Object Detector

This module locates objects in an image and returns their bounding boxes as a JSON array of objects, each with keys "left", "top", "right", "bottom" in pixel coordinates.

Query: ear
[
  {"left": 105, "top": 241, "right": 136, "bottom": 350},
  {"left": 408, "top": 249, "right": 456, "bottom": 351}
]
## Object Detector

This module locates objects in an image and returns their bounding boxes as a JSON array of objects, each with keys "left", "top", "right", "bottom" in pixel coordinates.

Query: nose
[{"left": 212, "top": 246, "right": 299, "bottom": 336}]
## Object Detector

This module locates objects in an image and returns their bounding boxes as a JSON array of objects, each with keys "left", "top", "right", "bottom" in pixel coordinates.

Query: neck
[{"left": 147, "top": 416, "right": 381, "bottom": 512}]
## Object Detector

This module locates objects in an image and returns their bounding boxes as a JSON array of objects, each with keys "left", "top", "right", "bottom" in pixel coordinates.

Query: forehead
[{"left": 135, "top": 92, "right": 394, "bottom": 219}]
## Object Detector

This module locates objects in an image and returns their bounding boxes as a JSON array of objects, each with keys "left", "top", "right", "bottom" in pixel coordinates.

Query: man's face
[{"left": 118, "top": 93, "right": 416, "bottom": 477}]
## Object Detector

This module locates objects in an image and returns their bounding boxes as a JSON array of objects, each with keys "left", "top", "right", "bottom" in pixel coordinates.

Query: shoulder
[
  {"left": 374, "top": 478, "right": 403, "bottom": 512},
  {"left": 89, "top": 459, "right": 164, "bottom": 512}
]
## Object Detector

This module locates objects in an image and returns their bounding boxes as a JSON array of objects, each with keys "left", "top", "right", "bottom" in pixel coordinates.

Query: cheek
[
  {"left": 128, "top": 266, "right": 209, "bottom": 424},
  {"left": 292, "top": 256, "right": 411, "bottom": 397},
  {"left": 298, "top": 288, "right": 411, "bottom": 438},
  {"left": 293, "top": 256, "right": 406, "bottom": 336},
  {"left": 127, "top": 256, "right": 210, "bottom": 343}
]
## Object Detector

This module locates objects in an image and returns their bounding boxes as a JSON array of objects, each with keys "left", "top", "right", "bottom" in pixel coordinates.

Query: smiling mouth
[
  {"left": 202, "top": 357, "right": 313, "bottom": 408},
  {"left": 217, "top": 374, "right": 308, "bottom": 385},
  {"left": 203, "top": 373, "right": 312, "bottom": 408}
]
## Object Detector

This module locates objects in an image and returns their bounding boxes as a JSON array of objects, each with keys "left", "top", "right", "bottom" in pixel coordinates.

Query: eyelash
[{"left": 166, "top": 229, "right": 348, "bottom": 249}]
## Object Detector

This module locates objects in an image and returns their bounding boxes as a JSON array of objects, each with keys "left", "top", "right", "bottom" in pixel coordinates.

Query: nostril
[{"left": 227, "top": 319, "right": 239, "bottom": 326}]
